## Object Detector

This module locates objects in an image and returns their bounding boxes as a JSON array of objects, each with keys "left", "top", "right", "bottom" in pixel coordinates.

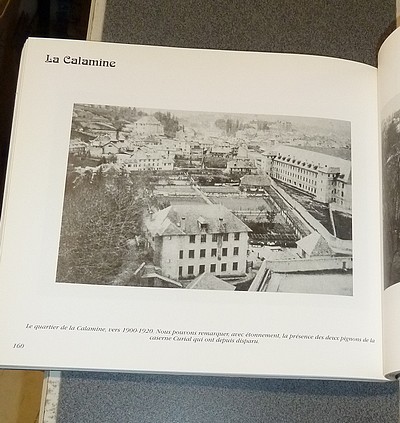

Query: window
[
  {"left": 222, "top": 248, "right": 228, "bottom": 256},
  {"left": 212, "top": 234, "right": 218, "bottom": 242},
  {"left": 189, "top": 235, "right": 196, "bottom": 243},
  {"left": 179, "top": 266, "right": 183, "bottom": 277},
  {"left": 179, "top": 250, "right": 183, "bottom": 259},
  {"left": 233, "top": 262, "right": 238, "bottom": 271},
  {"left": 223, "top": 233, "right": 229, "bottom": 241},
  {"left": 200, "top": 249, "right": 206, "bottom": 258},
  {"left": 188, "top": 265, "right": 194, "bottom": 275},
  {"left": 189, "top": 250, "right": 195, "bottom": 259},
  {"left": 199, "top": 265, "right": 205, "bottom": 274},
  {"left": 201, "top": 234, "right": 206, "bottom": 243},
  {"left": 221, "top": 263, "right": 227, "bottom": 272},
  {"left": 234, "top": 232, "right": 240, "bottom": 240},
  {"left": 211, "top": 248, "right": 217, "bottom": 257},
  {"left": 233, "top": 247, "right": 239, "bottom": 256},
  {"left": 210, "top": 263, "right": 216, "bottom": 273}
]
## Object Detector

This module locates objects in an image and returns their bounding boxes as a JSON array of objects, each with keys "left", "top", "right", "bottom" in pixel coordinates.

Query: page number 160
[{"left": 13, "top": 343, "right": 24, "bottom": 349}]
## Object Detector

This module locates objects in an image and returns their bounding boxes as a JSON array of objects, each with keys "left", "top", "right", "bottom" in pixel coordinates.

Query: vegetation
[
  {"left": 56, "top": 169, "right": 153, "bottom": 285},
  {"left": 154, "top": 111, "right": 181, "bottom": 137}
]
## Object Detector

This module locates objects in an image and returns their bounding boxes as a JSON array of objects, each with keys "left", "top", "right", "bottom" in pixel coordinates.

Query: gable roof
[
  {"left": 296, "top": 232, "right": 333, "bottom": 256},
  {"left": 275, "top": 146, "right": 351, "bottom": 182},
  {"left": 145, "top": 204, "right": 251, "bottom": 237},
  {"left": 186, "top": 273, "right": 235, "bottom": 291}
]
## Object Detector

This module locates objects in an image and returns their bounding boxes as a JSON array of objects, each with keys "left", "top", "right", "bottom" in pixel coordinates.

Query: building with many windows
[
  {"left": 132, "top": 116, "right": 164, "bottom": 136},
  {"left": 144, "top": 204, "right": 251, "bottom": 280},
  {"left": 270, "top": 146, "right": 352, "bottom": 211},
  {"left": 116, "top": 150, "right": 174, "bottom": 171}
]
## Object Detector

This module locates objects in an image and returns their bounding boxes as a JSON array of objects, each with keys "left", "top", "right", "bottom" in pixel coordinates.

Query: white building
[
  {"left": 144, "top": 204, "right": 251, "bottom": 280},
  {"left": 270, "top": 146, "right": 352, "bottom": 211},
  {"left": 133, "top": 116, "right": 164, "bottom": 136},
  {"left": 116, "top": 150, "right": 173, "bottom": 171}
]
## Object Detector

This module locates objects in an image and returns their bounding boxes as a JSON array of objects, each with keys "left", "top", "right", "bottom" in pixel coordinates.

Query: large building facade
[
  {"left": 269, "top": 146, "right": 352, "bottom": 211},
  {"left": 144, "top": 205, "right": 251, "bottom": 280}
]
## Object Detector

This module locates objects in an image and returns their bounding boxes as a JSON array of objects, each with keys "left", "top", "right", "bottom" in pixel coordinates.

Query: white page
[
  {"left": 378, "top": 26, "right": 400, "bottom": 378},
  {"left": 0, "top": 38, "right": 383, "bottom": 380}
]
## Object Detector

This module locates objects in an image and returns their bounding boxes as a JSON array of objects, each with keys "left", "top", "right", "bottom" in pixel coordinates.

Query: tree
[{"left": 56, "top": 170, "right": 151, "bottom": 285}]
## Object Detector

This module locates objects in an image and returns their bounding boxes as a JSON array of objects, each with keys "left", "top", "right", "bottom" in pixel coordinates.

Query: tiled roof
[
  {"left": 186, "top": 273, "right": 235, "bottom": 291},
  {"left": 274, "top": 146, "right": 351, "bottom": 181},
  {"left": 296, "top": 232, "right": 333, "bottom": 256},
  {"left": 145, "top": 204, "right": 251, "bottom": 237}
]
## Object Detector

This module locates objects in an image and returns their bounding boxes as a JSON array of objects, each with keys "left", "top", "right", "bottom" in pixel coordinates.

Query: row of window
[
  {"left": 180, "top": 247, "right": 239, "bottom": 259},
  {"left": 274, "top": 160, "right": 318, "bottom": 175},
  {"left": 332, "top": 189, "right": 345, "bottom": 197},
  {"left": 179, "top": 261, "right": 239, "bottom": 276},
  {"left": 189, "top": 232, "right": 241, "bottom": 243},
  {"left": 274, "top": 168, "right": 318, "bottom": 185},
  {"left": 273, "top": 174, "right": 317, "bottom": 194}
]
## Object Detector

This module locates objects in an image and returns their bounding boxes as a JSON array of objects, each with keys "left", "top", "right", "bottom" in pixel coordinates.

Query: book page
[
  {"left": 0, "top": 38, "right": 383, "bottom": 380},
  {"left": 378, "top": 26, "right": 400, "bottom": 378}
]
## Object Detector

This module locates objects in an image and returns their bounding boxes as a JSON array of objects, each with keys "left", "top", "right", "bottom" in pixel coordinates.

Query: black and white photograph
[
  {"left": 382, "top": 105, "right": 400, "bottom": 289},
  {"left": 56, "top": 104, "right": 353, "bottom": 295}
]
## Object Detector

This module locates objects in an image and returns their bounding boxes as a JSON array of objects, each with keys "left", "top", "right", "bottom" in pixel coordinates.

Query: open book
[{"left": 1, "top": 28, "right": 400, "bottom": 381}]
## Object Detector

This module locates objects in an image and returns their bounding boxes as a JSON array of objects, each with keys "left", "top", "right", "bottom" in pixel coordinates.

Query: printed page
[
  {"left": 0, "top": 38, "right": 383, "bottom": 380},
  {"left": 378, "top": 26, "right": 400, "bottom": 379}
]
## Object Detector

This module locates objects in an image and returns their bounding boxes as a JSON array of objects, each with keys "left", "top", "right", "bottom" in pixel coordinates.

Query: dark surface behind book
[
  {"left": 53, "top": 2, "right": 400, "bottom": 422},
  {"left": 102, "top": 0, "right": 395, "bottom": 66},
  {"left": 0, "top": 0, "right": 90, "bottom": 211}
]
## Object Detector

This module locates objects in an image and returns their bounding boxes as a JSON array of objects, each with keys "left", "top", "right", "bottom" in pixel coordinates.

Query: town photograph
[
  {"left": 382, "top": 107, "right": 400, "bottom": 289},
  {"left": 56, "top": 104, "right": 353, "bottom": 295}
]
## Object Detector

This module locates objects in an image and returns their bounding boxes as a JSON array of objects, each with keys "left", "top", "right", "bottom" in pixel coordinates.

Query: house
[
  {"left": 116, "top": 150, "right": 174, "bottom": 171},
  {"left": 144, "top": 204, "right": 251, "bottom": 280},
  {"left": 270, "top": 146, "right": 352, "bottom": 211},
  {"left": 296, "top": 232, "right": 333, "bottom": 258},
  {"left": 139, "top": 264, "right": 182, "bottom": 288},
  {"left": 69, "top": 139, "right": 88, "bottom": 155},
  {"left": 226, "top": 158, "right": 257, "bottom": 175},
  {"left": 133, "top": 116, "right": 164, "bottom": 136},
  {"left": 240, "top": 175, "right": 272, "bottom": 192}
]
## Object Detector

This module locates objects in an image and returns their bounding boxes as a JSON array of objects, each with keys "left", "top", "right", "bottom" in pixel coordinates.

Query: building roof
[
  {"left": 145, "top": 204, "right": 251, "bottom": 237},
  {"left": 240, "top": 175, "right": 272, "bottom": 187},
  {"left": 274, "top": 146, "right": 351, "bottom": 182},
  {"left": 186, "top": 273, "right": 235, "bottom": 291},
  {"left": 227, "top": 158, "right": 256, "bottom": 169},
  {"left": 296, "top": 232, "right": 333, "bottom": 256},
  {"left": 141, "top": 264, "right": 182, "bottom": 287}
]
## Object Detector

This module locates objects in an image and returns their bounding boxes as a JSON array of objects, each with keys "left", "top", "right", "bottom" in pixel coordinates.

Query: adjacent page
[
  {"left": 0, "top": 38, "right": 383, "bottom": 380},
  {"left": 379, "top": 26, "right": 400, "bottom": 379}
]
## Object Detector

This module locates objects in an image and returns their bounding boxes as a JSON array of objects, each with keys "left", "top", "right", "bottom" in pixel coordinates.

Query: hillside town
[{"left": 57, "top": 104, "right": 353, "bottom": 295}]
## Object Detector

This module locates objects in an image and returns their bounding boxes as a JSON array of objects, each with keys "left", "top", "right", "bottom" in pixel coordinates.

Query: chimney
[{"left": 181, "top": 217, "right": 186, "bottom": 232}]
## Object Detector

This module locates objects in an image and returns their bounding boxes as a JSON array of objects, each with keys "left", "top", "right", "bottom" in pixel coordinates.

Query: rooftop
[
  {"left": 274, "top": 146, "right": 351, "bottom": 181},
  {"left": 145, "top": 204, "right": 251, "bottom": 237},
  {"left": 186, "top": 273, "right": 235, "bottom": 291}
]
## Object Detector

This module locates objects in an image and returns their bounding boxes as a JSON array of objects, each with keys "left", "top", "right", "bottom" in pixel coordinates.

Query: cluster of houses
[
  {"left": 70, "top": 113, "right": 352, "bottom": 212},
  {"left": 68, "top": 108, "right": 353, "bottom": 293}
]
